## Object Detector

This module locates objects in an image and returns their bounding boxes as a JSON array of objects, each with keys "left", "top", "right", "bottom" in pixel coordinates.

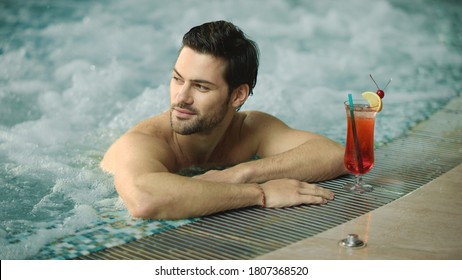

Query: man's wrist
[{"left": 253, "top": 183, "right": 266, "bottom": 207}]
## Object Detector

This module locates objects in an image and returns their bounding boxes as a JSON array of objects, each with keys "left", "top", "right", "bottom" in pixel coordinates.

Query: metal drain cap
[{"left": 338, "top": 234, "right": 366, "bottom": 249}]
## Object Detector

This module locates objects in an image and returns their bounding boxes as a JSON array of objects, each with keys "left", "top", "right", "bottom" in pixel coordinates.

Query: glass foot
[
  {"left": 343, "top": 174, "right": 373, "bottom": 193},
  {"left": 343, "top": 182, "right": 373, "bottom": 193}
]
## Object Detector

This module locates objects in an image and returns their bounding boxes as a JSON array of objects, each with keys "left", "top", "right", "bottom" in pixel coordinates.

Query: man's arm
[
  {"left": 195, "top": 111, "right": 347, "bottom": 184},
  {"left": 101, "top": 132, "right": 264, "bottom": 220},
  {"left": 102, "top": 130, "right": 334, "bottom": 220}
]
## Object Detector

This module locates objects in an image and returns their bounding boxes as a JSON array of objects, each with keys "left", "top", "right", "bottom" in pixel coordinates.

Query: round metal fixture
[{"left": 338, "top": 233, "right": 366, "bottom": 249}]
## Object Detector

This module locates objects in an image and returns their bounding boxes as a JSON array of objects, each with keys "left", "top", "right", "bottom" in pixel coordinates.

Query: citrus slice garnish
[{"left": 361, "top": 91, "right": 382, "bottom": 112}]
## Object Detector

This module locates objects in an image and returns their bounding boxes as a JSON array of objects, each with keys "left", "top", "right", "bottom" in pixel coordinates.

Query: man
[{"left": 101, "top": 20, "right": 347, "bottom": 220}]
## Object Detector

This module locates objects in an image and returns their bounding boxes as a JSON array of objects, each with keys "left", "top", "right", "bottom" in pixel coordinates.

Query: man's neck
[{"left": 174, "top": 113, "right": 236, "bottom": 165}]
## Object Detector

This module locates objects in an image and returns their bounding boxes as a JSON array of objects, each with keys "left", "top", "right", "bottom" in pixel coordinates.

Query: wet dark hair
[{"left": 181, "top": 20, "right": 259, "bottom": 96}]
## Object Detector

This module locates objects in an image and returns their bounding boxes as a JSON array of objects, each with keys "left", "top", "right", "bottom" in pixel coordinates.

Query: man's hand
[
  {"left": 195, "top": 168, "right": 335, "bottom": 208},
  {"left": 261, "top": 179, "right": 334, "bottom": 208}
]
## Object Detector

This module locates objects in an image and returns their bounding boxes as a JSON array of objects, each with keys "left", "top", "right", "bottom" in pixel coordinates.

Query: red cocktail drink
[{"left": 343, "top": 100, "right": 377, "bottom": 192}]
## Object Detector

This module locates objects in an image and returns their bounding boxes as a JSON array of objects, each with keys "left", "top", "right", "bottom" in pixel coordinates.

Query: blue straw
[{"left": 348, "top": 94, "right": 363, "bottom": 171}]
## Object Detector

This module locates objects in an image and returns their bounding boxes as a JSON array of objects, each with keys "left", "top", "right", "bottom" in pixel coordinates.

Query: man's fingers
[{"left": 298, "top": 183, "right": 334, "bottom": 200}]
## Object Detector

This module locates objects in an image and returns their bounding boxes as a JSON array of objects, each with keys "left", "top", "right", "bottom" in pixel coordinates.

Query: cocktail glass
[{"left": 343, "top": 99, "right": 377, "bottom": 193}]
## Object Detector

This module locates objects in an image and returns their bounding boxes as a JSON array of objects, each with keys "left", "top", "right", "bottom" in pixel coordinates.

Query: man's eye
[{"left": 195, "top": 84, "right": 210, "bottom": 92}]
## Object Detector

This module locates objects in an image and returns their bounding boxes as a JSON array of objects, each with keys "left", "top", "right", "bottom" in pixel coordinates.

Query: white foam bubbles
[{"left": 0, "top": 0, "right": 460, "bottom": 259}]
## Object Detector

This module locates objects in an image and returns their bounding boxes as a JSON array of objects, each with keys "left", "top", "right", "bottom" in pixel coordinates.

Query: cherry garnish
[{"left": 369, "top": 74, "right": 391, "bottom": 99}]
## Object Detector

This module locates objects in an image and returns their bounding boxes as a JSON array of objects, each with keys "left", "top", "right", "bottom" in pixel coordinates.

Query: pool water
[{"left": 0, "top": 0, "right": 461, "bottom": 259}]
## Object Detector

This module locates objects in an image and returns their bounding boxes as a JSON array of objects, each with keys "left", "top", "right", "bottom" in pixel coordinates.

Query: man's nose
[{"left": 176, "top": 83, "right": 193, "bottom": 104}]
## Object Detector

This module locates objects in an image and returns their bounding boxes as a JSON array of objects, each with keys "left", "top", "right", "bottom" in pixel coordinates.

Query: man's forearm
[
  {"left": 119, "top": 172, "right": 263, "bottom": 220},
  {"left": 237, "top": 139, "right": 347, "bottom": 183}
]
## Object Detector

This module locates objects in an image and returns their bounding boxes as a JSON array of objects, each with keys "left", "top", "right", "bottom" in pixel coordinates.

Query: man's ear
[{"left": 231, "top": 84, "right": 250, "bottom": 110}]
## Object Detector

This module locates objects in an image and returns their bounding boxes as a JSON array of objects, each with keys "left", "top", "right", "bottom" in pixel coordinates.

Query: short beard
[{"left": 170, "top": 96, "right": 231, "bottom": 135}]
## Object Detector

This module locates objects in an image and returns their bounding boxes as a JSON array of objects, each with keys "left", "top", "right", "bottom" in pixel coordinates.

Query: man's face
[{"left": 170, "top": 47, "right": 231, "bottom": 135}]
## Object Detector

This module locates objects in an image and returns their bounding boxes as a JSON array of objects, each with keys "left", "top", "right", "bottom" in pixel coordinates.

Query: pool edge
[
  {"left": 77, "top": 95, "right": 462, "bottom": 260},
  {"left": 256, "top": 96, "right": 462, "bottom": 259}
]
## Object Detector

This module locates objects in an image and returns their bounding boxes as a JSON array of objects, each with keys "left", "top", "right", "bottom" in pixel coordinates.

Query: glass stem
[{"left": 355, "top": 174, "right": 363, "bottom": 187}]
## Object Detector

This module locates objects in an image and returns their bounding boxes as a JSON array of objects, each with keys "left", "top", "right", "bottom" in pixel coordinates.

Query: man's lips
[{"left": 173, "top": 107, "right": 196, "bottom": 118}]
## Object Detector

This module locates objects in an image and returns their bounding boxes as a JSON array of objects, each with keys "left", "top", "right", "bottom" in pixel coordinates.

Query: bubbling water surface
[{"left": 0, "top": 0, "right": 461, "bottom": 259}]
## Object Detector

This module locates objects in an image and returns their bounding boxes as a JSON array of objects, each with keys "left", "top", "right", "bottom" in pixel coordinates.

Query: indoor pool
[{"left": 1, "top": 0, "right": 461, "bottom": 259}]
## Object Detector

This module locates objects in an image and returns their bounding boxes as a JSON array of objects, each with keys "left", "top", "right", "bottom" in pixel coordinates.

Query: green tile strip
[{"left": 33, "top": 210, "right": 197, "bottom": 259}]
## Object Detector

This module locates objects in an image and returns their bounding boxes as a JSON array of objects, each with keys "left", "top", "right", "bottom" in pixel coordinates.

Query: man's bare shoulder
[
  {"left": 101, "top": 112, "right": 176, "bottom": 173},
  {"left": 239, "top": 110, "right": 324, "bottom": 158},
  {"left": 240, "top": 110, "right": 289, "bottom": 131},
  {"left": 226, "top": 111, "right": 287, "bottom": 152}
]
